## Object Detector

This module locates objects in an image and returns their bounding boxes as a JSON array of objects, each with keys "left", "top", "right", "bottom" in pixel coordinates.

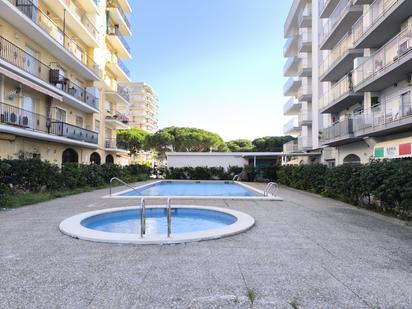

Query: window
[
  {"left": 55, "top": 108, "right": 66, "bottom": 122},
  {"left": 75, "top": 116, "right": 83, "bottom": 127},
  {"left": 95, "top": 120, "right": 100, "bottom": 132}
]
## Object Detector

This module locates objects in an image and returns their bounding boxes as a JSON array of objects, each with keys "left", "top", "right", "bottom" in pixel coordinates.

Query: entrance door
[{"left": 22, "top": 96, "right": 34, "bottom": 129}]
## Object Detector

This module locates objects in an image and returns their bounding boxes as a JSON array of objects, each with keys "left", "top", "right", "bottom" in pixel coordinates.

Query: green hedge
[
  {"left": 0, "top": 159, "right": 152, "bottom": 208},
  {"left": 277, "top": 160, "right": 412, "bottom": 219}
]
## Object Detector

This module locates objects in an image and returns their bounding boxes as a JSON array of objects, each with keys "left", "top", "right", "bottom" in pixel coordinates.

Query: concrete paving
[{"left": 0, "top": 182, "right": 411, "bottom": 308}]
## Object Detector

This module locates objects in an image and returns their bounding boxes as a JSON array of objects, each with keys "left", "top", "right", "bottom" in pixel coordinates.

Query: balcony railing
[
  {"left": 117, "top": 85, "right": 130, "bottom": 102},
  {"left": 353, "top": 25, "right": 412, "bottom": 88},
  {"left": 321, "top": 118, "right": 353, "bottom": 142},
  {"left": 118, "top": 59, "right": 130, "bottom": 77},
  {"left": 320, "top": 0, "right": 352, "bottom": 46},
  {"left": 353, "top": 94, "right": 412, "bottom": 132},
  {"left": 352, "top": 0, "right": 398, "bottom": 45},
  {"left": 298, "top": 110, "right": 312, "bottom": 124},
  {"left": 0, "top": 36, "right": 98, "bottom": 110},
  {"left": 319, "top": 73, "right": 353, "bottom": 109},
  {"left": 283, "top": 140, "right": 299, "bottom": 153},
  {"left": 320, "top": 32, "right": 354, "bottom": 77},
  {"left": 107, "top": 26, "right": 131, "bottom": 53},
  {"left": 106, "top": 112, "right": 129, "bottom": 124},
  {"left": 283, "top": 118, "right": 300, "bottom": 133},
  {"left": 298, "top": 136, "right": 312, "bottom": 150},
  {"left": 105, "top": 138, "right": 128, "bottom": 150},
  {"left": 8, "top": 0, "right": 100, "bottom": 77},
  {"left": 0, "top": 101, "right": 98, "bottom": 144},
  {"left": 107, "top": 0, "right": 131, "bottom": 29},
  {"left": 62, "top": 0, "right": 99, "bottom": 41}
]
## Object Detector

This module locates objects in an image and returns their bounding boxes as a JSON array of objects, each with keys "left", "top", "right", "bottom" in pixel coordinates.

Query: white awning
[{"left": 373, "top": 137, "right": 412, "bottom": 159}]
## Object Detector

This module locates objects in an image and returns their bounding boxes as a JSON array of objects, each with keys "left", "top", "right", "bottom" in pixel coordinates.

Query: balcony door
[
  {"left": 401, "top": 92, "right": 412, "bottom": 117},
  {"left": 22, "top": 96, "right": 34, "bottom": 129},
  {"left": 24, "top": 46, "right": 39, "bottom": 77}
]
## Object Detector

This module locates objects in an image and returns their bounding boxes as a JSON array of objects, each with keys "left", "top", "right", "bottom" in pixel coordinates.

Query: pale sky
[{"left": 126, "top": 0, "right": 291, "bottom": 140}]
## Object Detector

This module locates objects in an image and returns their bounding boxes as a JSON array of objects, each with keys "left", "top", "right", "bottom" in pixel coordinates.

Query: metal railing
[
  {"left": 0, "top": 36, "right": 98, "bottom": 109},
  {"left": 118, "top": 59, "right": 130, "bottom": 77},
  {"left": 8, "top": 0, "right": 100, "bottom": 77},
  {"left": 352, "top": 0, "right": 398, "bottom": 45},
  {"left": 320, "top": 32, "right": 354, "bottom": 77},
  {"left": 62, "top": 0, "right": 99, "bottom": 41},
  {"left": 321, "top": 118, "right": 353, "bottom": 142},
  {"left": 319, "top": 73, "right": 354, "bottom": 109},
  {"left": 353, "top": 24, "right": 412, "bottom": 88},
  {"left": 117, "top": 84, "right": 130, "bottom": 102},
  {"left": 320, "top": 0, "right": 352, "bottom": 46},
  {"left": 353, "top": 94, "right": 412, "bottom": 132},
  {"left": 0, "top": 101, "right": 98, "bottom": 143},
  {"left": 105, "top": 139, "right": 128, "bottom": 150},
  {"left": 107, "top": 26, "right": 131, "bottom": 53},
  {"left": 264, "top": 182, "right": 279, "bottom": 197},
  {"left": 283, "top": 140, "right": 299, "bottom": 153},
  {"left": 107, "top": 0, "right": 131, "bottom": 29}
]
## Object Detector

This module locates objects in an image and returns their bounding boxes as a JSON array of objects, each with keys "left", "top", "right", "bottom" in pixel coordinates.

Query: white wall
[{"left": 166, "top": 153, "right": 247, "bottom": 170}]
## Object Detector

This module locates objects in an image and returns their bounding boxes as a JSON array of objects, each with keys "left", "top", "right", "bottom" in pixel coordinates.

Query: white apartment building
[
  {"left": 283, "top": 0, "right": 412, "bottom": 165},
  {"left": 126, "top": 82, "right": 159, "bottom": 133}
]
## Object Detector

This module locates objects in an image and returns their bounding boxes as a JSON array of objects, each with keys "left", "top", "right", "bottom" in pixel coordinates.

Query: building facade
[
  {"left": 126, "top": 82, "right": 159, "bottom": 133},
  {"left": 0, "top": 0, "right": 133, "bottom": 166},
  {"left": 283, "top": 0, "right": 412, "bottom": 165}
]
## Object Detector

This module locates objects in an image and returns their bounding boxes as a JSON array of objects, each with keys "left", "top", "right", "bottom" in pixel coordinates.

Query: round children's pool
[{"left": 59, "top": 206, "right": 255, "bottom": 244}]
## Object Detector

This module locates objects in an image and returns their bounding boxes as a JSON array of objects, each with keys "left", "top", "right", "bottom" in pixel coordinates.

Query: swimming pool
[
  {"left": 59, "top": 205, "right": 255, "bottom": 244},
  {"left": 110, "top": 180, "right": 278, "bottom": 199}
]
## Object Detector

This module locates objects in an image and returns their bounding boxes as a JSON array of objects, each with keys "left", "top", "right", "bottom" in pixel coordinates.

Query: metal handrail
[
  {"left": 233, "top": 175, "right": 240, "bottom": 181},
  {"left": 263, "top": 182, "right": 274, "bottom": 196},
  {"left": 109, "top": 177, "right": 139, "bottom": 197},
  {"left": 167, "top": 198, "right": 172, "bottom": 238},
  {"left": 269, "top": 183, "right": 279, "bottom": 197},
  {"left": 140, "top": 198, "right": 146, "bottom": 237}
]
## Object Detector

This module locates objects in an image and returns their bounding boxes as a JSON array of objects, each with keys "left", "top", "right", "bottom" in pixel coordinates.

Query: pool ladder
[
  {"left": 109, "top": 177, "right": 140, "bottom": 197},
  {"left": 139, "top": 197, "right": 172, "bottom": 238},
  {"left": 264, "top": 182, "right": 279, "bottom": 197}
]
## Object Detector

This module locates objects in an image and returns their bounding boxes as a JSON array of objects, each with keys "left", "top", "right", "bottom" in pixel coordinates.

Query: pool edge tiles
[
  {"left": 59, "top": 205, "right": 255, "bottom": 245},
  {"left": 105, "top": 180, "right": 282, "bottom": 201}
]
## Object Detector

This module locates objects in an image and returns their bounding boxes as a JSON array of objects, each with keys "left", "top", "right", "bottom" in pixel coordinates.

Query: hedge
[
  {"left": 0, "top": 158, "right": 152, "bottom": 208},
  {"left": 277, "top": 160, "right": 412, "bottom": 219}
]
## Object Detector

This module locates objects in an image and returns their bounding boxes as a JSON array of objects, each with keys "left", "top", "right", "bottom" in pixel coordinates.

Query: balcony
[
  {"left": 352, "top": 0, "right": 412, "bottom": 49},
  {"left": 107, "top": 0, "right": 132, "bottom": 36},
  {"left": 353, "top": 25, "right": 412, "bottom": 92},
  {"left": 321, "top": 118, "right": 356, "bottom": 145},
  {"left": 106, "top": 84, "right": 130, "bottom": 106},
  {"left": 82, "top": 0, "right": 100, "bottom": 13},
  {"left": 283, "top": 118, "right": 301, "bottom": 134},
  {"left": 298, "top": 136, "right": 313, "bottom": 151},
  {"left": 0, "top": 101, "right": 98, "bottom": 147},
  {"left": 0, "top": 36, "right": 99, "bottom": 113},
  {"left": 320, "top": 33, "right": 363, "bottom": 82},
  {"left": 320, "top": 0, "right": 363, "bottom": 50},
  {"left": 283, "top": 56, "right": 300, "bottom": 76},
  {"left": 320, "top": 0, "right": 341, "bottom": 18},
  {"left": 105, "top": 112, "right": 129, "bottom": 128},
  {"left": 353, "top": 94, "right": 412, "bottom": 137},
  {"left": 298, "top": 29, "right": 312, "bottom": 53},
  {"left": 106, "top": 54, "right": 130, "bottom": 82},
  {"left": 352, "top": 0, "right": 374, "bottom": 4},
  {"left": 283, "top": 77, "right": 302, "bottom": 96},
  {"left": 105, "top": 138, "right": 129, "bottom": 152},
  {"left": 298, "top": 83, "right": 312, "bottom": 101},
  {"left": 1, "top": 0, "right": 100, "bottom": 80},
  {"left": 46, "top": 0, "right": 100, "bottom": 47},
  {"left": 298, "top": 55, "right": 312, "bottom": 77},
  {"left": 106, "top": 26, "right": 132, "bottom": 59},
  {"left": 284, "top": 34, "right": 299, "bottom": 57},
  {"left": 283, "top": 140, "right": 299, "bottom": 153},
  {"left": 283, "top": 98, "right": 302, "bottom": 116},
  {"left": 298, "top": 5, "right": 312, "bottom": 28},
  {"left": 298, "top": 110, "right": 312, "bottom": 126},
  {"left": 320, "top": 73, "right": 363, "bottom": 113}
]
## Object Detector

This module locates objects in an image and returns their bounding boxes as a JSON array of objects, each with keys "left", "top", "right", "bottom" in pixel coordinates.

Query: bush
[{"left": 277, "top": 160, "right": 412, "bottom": 219}]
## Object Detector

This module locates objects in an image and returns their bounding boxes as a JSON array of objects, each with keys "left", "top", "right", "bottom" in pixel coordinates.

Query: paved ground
[{"left": 0, "top": 182, "right": 411, "bottom": 309}]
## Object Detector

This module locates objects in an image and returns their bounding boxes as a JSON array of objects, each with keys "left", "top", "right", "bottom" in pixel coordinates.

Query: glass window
[{"left": 55, "top": 108, "right": 66, "bottom": 122}]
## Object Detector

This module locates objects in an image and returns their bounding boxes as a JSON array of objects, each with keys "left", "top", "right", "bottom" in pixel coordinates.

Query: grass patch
[
  {"left": 289, "top": 297, "right": 301, "bottom": 309},
  {"left": 246, "top": 287, "right": 256, "bottom": 305}
]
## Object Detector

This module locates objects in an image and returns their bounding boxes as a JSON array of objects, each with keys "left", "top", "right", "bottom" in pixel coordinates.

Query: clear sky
[{"left": 126, "top": 0, "right": 291, "bottom": 141}]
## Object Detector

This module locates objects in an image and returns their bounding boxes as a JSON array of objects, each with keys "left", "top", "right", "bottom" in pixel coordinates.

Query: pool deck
[{"left": 0, "top": 181, "right": 411, "bottom": 308}]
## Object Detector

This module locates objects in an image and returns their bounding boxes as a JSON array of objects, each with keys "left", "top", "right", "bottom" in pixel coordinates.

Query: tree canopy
[
  {"left": 146, "top": 127, "right": 228, "bottom": 154},
  {"left": 226, "top": 139, "right": 254, "bottom": 152},
  {"left": 251, "top": 136, "right": 295, "bottom": 152},
  {"left": 116, "top": 128, "right": 151, "bottom": 154}
]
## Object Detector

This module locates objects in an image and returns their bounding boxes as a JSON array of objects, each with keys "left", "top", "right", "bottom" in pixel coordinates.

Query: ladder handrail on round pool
[
  {"left": 140, "top": 198, "right": 146, "bottom": 237},
  {"left": 109, "top": 177, "right": 140, "bottom": 197},
  {"left": 264, "top": 182, "right": 279, "bottom": 197}
]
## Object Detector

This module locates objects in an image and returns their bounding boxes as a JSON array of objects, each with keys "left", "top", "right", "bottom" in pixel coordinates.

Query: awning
[
  {"left": 0, "top": 67, "right": 63, "bottom": 101},
  {"left": 374, "top": 137, "right": 412, "bottom": 159}
]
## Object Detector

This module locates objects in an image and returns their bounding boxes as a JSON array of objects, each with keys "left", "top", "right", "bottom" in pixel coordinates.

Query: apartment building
[
  {"left": 283, "top": 0, "right": 412, "bottom": 165},
  {"left": 0, "top": 0, "right": 133, "bottom": 165},
  {"left": 126, "top": 82, "right": 159, "bottom": 133},
  {"left": 282, "top": 0, "right": 320, "bottom": 165}
]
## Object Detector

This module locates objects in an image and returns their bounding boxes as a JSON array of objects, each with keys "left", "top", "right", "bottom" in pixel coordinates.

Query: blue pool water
[
  {"left": 81, "top": 208, "right": 237, "bottom": 235},
  {"left": 119, "top": 181, "right": 261, "bottom": 197}
]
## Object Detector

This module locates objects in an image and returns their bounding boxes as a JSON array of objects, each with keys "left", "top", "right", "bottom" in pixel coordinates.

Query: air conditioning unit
[
  {"left": 7, "top": 112, "right": 18, "bottom": 125},
  {"left": 49, "top": 68, "right": 65, "bottom": 84}
]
